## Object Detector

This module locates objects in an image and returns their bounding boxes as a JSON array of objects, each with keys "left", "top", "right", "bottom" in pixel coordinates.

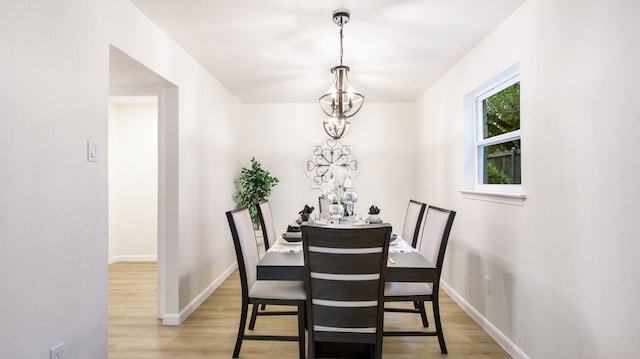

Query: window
[
  {"left": 479, "top": 81, "right": 520, "bottom": 184},
  {"left": 463, "top": 64, "right": 525, "bottom": 204}
]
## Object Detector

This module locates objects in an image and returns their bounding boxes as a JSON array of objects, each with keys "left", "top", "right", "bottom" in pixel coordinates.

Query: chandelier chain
[{"left": 339, "top": 23, "right": 344, "bottom": 66}]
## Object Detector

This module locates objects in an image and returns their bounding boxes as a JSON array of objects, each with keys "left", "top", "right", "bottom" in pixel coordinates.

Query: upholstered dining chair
[
  {"left": 384, "top": 199, "right": 428, "bottom": 324},
  {"left": 302, "top": 223, "right": 391, "bottom": 359},
  {"left": 255, "top": 200, "right": 298, "bottom": 316},
  {"left": 256, "top": 200, "right": 278, "bottom": 251},
  {"left": 226, "top": 207, "right": 306, "bottom": 359},
  {"left": 402, "top": 199, "right": 427, "bottom": 248},
  {"left": 383, "top": 205, "right": 456, "bottom": 354}
]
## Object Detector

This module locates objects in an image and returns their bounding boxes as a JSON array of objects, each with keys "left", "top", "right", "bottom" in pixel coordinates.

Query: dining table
[{"left": 257, "top": 228, "right": 437, "bottom": 283}]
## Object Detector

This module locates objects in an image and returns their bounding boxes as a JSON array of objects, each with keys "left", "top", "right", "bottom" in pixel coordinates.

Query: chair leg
[
  {"left": 375, "top": 328, "right": 383, "bottom": 359},
  {"left": 418, "top": 300, "right": 429, "bottom": 327},
  {"left": 297, "top": 303, "right": 305, "bottom": 359},
  {"left": 307, "top": 306, "right": 315, "bottom": 359},
  {"left": 233, "top": 299, "right": 249, "bottom": 358},
  {"left": 432, "top": 295, "right": 448, "bottom": 354},
  {"left": 261, "top": 303, "right": 267, "bottom": 310},
  {"left": 375, "top": 344, "right": 382, "bottom": 359},
  {"left": 248, "top": 303, "right": 259, "bottom": 330}
]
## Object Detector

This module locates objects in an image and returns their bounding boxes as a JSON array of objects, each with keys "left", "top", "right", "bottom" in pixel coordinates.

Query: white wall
[
  {"left": 0, "top": 1, "right": 110, "bottom": 357},
  {"left": 239, "top": 102, "right": 419, "bottom": 235},
  {"left": 108, "top": 97, "right": 158, "bottom": 262},
  {"left": 0, "top": 0, "right": 242, "bottom": 357},
  {"left": 417, "top": 0, "right": 640, "bottom": 357}
]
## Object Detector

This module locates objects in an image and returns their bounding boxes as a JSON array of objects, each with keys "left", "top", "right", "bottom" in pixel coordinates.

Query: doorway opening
[
  {"left": 108, "top": 95, "right": 158, "bottom": 260},
  {"left": 109, "top": 45, "right": 179, "bottom": 322}
]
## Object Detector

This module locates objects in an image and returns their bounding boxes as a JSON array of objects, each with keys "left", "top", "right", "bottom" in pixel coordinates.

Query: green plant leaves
[{"left": 233, "top": 157, "right": 279, "bottom": 224}]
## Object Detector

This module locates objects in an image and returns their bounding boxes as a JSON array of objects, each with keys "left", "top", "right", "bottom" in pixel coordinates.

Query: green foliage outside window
[
  {"left": 482, "top": 82, "right": 521, "bottom": 184},
  {"left": 483, "top": 83, "right": 520, "bottom": 147},
  {"left": 487, "top": 163, "right": 512, "bottom": 184}
]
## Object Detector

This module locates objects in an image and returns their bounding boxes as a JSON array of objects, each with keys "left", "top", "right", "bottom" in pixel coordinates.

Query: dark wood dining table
[{"left": 257, "top": 244, "right": 437, "bottom": 282}]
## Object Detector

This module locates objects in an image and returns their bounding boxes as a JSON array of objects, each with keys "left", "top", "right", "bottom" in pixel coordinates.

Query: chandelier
[{"left": 319, "top": 9, "right": 364, "bottom": 139}]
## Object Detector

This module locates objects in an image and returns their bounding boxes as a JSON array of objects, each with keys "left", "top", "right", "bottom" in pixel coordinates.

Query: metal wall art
[{"left": 305, "top": 139, "right": 359, "bottom": 188}]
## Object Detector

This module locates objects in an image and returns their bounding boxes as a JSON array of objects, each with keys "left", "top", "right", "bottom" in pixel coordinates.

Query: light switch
[{"left": 87, "top": 141, "right": 98, "bottom": 162}]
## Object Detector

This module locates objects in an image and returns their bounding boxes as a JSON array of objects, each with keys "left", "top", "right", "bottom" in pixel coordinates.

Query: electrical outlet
[
  {"left": 484, "top": 276, "right": 491, "bottom": 294},
  {"left": 50, "top": 343, "right": 64, "bottom": 359}
]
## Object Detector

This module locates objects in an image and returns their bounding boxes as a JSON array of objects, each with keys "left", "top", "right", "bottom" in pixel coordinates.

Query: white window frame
[{"left": 462, "top": 64, "right": 525, "bottom": 205}]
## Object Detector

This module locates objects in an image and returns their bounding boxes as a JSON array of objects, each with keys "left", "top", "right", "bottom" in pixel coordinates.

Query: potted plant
[{"left": 234, "top": 157, "right": 279, "bottom": 228}]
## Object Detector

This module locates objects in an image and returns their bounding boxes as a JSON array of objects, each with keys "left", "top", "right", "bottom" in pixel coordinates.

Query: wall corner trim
[
  {"left": 162, "top": 262, "right": 238, "bottom": 326},
  {"left": 440, "top": 281, "right": 530, "bottom": 359}
]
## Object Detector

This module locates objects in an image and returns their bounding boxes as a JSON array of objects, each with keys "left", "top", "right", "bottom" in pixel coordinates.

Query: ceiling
[
  {"left": 125, "top": 0, "right": 525, "bottom": 103},
  {"left": 110, "top": 46, "right": 176, "bottom": 89}
]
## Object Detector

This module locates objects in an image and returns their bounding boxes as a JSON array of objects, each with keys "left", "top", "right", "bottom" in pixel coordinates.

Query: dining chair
[
  {"left": 302, "top": 222, "right": 391, "bottom": 359},
  {"left": 226, "top": 207, "right": 306, "bottom": 359},
  {"left": 256, "top": 200, "right": 278, "bottom": 251},
  {"left": 384, "top": 199, "right": 428, "bottom": 324},
  {"left": 318, "top": 196, "right": 331, "bottom": 220},
  {"left": 402, "top": 199, "right": 427, "bottom": 248},
  {"left": 383, "top": 205, "right": 456, "bottom": 354},
  {"left": 255, "top": 200, "right": 297, "bottom": 315}
]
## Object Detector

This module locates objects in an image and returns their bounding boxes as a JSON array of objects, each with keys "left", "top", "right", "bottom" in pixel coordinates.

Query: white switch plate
[
  {"left": 87, "top": 141, "right": 98, "bottom": 162},
  {"left": 50, "top": 342, "right": 64, "bottom": 359},
  {"left": 484, "top": 276, "right": 491, "bottom": 294}
]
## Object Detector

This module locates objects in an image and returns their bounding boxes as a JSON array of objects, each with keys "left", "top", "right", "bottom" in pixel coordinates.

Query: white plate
[{"left": 280, "top": 240, "right": 301, "bottom": 246}]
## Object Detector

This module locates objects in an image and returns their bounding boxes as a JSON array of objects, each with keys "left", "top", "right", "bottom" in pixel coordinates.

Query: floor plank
[{"left": 108, "top": 262, "right": 511, "bottom": 358}]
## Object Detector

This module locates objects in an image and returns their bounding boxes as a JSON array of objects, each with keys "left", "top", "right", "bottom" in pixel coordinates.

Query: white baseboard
[
  {"left": 162, "top": 262, "right": 238, "bottom": 326},
  {"left": 108, "top": 255, "right": 158, "bottom": 264},
  {"left": 440, "top": 281, "right": 529, "bottom": 359}
]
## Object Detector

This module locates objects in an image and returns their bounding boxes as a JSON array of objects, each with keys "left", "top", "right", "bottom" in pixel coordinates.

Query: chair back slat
[
  {"left": 313, "top": 305, "right": 379, "bottom": 333},
  {"left": 402, "top": 199, "right": 427, "bottom": 248},
  {"left": 310, "top": 277, "right": 382, "bottom": 302},
  {"left": 257, "top": 200, "right": 278, "bottom": 249},
  {"left": 302, "top": 223, "right": 391, "bottom": 349},
  {"left": 307, "top": 250, "right": 384, "bottom": 276}
]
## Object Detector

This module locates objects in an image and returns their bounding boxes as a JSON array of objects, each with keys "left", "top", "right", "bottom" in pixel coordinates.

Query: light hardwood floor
[{"left": 108, "top": 262, "right": 511, "bottom": 358}]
